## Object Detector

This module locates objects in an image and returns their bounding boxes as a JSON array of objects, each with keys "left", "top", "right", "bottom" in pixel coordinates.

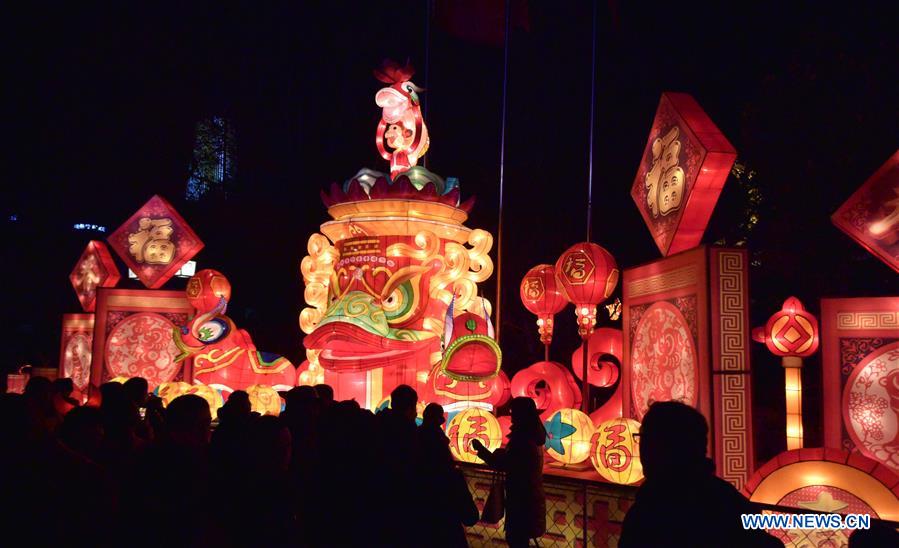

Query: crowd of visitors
[
  {"left": 2, "top": 375, "right": 895, "bottom": 547},
  {"left": 0, "top": 377, "right": 547, "bottom": 547}
]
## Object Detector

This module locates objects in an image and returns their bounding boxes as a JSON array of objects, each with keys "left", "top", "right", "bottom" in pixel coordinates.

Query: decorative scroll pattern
[
  {"left": 625, "top": 265, "right": 696, "bottom": 299},
  {"left": 836, "top": 312, "right": 899, "bottom": 330},
  {"left": 300, "top": 233, "right": 339, "bottom": 334}
]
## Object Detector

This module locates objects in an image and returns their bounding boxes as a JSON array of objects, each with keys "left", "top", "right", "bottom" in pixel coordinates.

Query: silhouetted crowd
[
  {"left": 3, "top": 376, "right": 897, "bottom": 547},
  {"left": 0, "top": 377, "right": 492, "bottom": 547}
]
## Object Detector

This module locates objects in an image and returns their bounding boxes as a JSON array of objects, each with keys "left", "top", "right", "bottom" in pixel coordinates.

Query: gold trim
[
  {"left": 626, "top": 265, "right": 697, "bottom": 298},
  {"left": 106, "top": 295, "right": 189, "bottom": 309}
]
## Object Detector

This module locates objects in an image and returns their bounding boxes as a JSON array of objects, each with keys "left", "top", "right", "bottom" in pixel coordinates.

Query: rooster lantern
[
  {"left": 374, "top": 60, "right": 429, "bottom": 177},
  {"left": 174, "top": 269, "right": 296, "bottom": 397}
]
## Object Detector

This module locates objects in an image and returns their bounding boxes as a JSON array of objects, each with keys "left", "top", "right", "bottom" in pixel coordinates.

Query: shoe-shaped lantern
[{"left": 174, "top": 269, "right": 296, "bottom": 397}]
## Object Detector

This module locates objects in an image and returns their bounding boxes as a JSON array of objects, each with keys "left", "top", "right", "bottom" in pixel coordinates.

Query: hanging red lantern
[
  {"left": 753, "top": 296, "right": 820, "bottom": 451},
  {"left": 554, "top": 242, "right": 618, "bottom": 339},
  {"left": 519, "top": 264, "right": 568, "bottom": 346}
]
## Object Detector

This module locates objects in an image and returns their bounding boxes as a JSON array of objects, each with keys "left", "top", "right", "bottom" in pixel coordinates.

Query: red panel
[
  {"left": 89, "top": 288, "right": 195, "bottom": 394},
  {"left": 622, "top": 246, "right": 712, "bottom": 452},
  {"left": 820, "top": 297, "right": 899, "bottom": 475},
  {"left": 742, "top": 472, "right": 761, "bottom": 495},
  {"left": 756, "top": 456, "right": 781, "bottom": 479},
  {"left": 107, "top": 195, "right": 204, "bottom": 289},
  {"left": 846, "top": 452, "right": 878, "bottom": 474},
  {"left": 799, "top": 447, "right": 824, "bottom": 462},
  {"left": 69, "top": 241, "right": 121, "bottom": 312},
  {"left": 58, "top": 313, "right": 95, "bottom": 392},
  {"left": 823, "top": 447, "right": 849, "bottom": 464},
  {"left": 831, "top": 150, "right": 899, "bottom": 273},
  {"left": 630, "top": 93, "right": 737, "bottom": 257},
  {"left": 871, "top": 464, "right": 899, "bottom": 489},
  {"left": 777, "top": 450, "right": 800, "bottom": 467}
]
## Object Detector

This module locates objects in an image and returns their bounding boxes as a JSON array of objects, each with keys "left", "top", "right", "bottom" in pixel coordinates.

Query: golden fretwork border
[
  {"left": 625, "top": 265, "right": 697, "bottom": 298},
  {"left": 836, "top": 312, "right": 899, "bottom": 330}
]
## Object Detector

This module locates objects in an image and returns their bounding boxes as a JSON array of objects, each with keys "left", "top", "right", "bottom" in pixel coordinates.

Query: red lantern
[
  {"left": 761, "top": 297, "right": 819, "bottom": 358},
  {"left": 554, "top": 242, "right": 618, "bottom": 339},
  {"left": 754, "top": 296, "right": 820, "bottom": 451},
  {"left": 186, "top": 269, "right": 232, "bottom": 312},
  {"left": 519, "top": 264, "right": 568, "bottom": 346},
  {"left": 571, "top": 328, "right": 622, "bottom": 387}
]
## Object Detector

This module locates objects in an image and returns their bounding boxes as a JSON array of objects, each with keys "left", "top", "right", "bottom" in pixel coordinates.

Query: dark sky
[{"left": 3, "top": 1, "right": 897, "bottom": 463}]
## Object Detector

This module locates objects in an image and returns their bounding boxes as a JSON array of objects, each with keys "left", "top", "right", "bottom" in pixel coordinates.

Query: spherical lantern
[
  {"left": 183, "top": 384, "right": 224, "bottom": 420},
  {"left": 509, "top": 361, "right": 581, "bottom": 418},
  {"left": 520, "top": 264, "right": 568, "bottom": 345},
  {"left": 571, "top": 328, "right": 623, "bottom": 387},
  {"left": 543, "top": 408, "right": 595, "bottom": 465},
  {"left": 591, "top": 418, "right": 643, "bottom": 485},
  {"left": 446, "top": 408, "right": 502, "bottom": 463},
  {"left": 155, "top": 381, "right": 191, "bottom": 406},
  {"left": 246, "top": 385, "right": 282, "bottom": 416},
  {"left": 186, "top": 269, "right": 232, "bottom": 313},
  {"left": 554, "top": 242, "right": 618, "bottom": 339}
]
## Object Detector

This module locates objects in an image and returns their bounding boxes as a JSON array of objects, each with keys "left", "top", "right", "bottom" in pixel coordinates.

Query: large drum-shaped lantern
[
  {"left": 446, "top": 408, "right": 502, "bottom": 464},
  {"left": 520, "top": 264, "right": 568, "bottom": 345},
  {"left": 591, "top": 418, "right": 644, "bottom": 485},
  {"left": 186, "top": 269, "right": 232, "bottom": 312},
  {"left": 554, "top": 243, "right": 618, "bottom": 338},
  {"left": 544, "top": 408, "right": 595, "bottom": 465},
  {"left": 246, "top": 385, "right": 283, "bottom": 416}
]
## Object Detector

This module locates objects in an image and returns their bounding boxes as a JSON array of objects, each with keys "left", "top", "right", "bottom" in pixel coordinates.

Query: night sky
[{"left": 3, "top": 1, "right": 897, "bottom": 464}]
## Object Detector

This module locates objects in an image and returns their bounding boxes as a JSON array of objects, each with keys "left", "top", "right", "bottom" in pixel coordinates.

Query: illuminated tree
[{"left": 186, "top": 117, "right": 236, "bottom": 201}]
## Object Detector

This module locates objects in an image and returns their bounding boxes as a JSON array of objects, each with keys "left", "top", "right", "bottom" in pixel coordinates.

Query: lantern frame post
[{"left": 581, "top": 337, "right": 590, "bottom": 413}]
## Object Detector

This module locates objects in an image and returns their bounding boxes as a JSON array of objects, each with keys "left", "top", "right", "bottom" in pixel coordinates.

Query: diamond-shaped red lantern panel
[
  {"left": 69, "top": 240, "right": 121, "bottom": 312},
  {"left": 763, "top": 297, "right": 819, "bottom": 358},
  {"left": 107, "top": 195, "right": 204, "bottom": 289},
  {"left": 631, "top": 93, "right": 737, "bottom": 256},
  {"left": 831, "top": 150, "right": 899, "bottom": 273}
]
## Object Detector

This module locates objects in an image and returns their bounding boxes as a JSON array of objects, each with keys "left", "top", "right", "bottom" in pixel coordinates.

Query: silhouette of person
[
  {"left": 376, "top": 384, "right": 420, "bottom": 546},
  {"left": 52, "top": 377, "right": 79, "bottom": 417},
  {"left": 620, "top": 401, "right": 782, "bottom": 547},
  {"left": 415, "top": 402, "right": 478, "bottom": 547},
  {"left": 474, "top": 397, "right": 547, "bottom": 548},
  {"left": 313, "top": 383, "right": 334, "bottom": 409}
]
